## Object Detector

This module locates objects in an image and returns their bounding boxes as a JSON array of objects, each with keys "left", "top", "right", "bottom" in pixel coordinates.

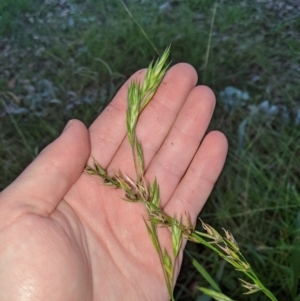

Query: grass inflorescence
[{"left": 85, "top": 48, "right": 278, "bottom": 301}]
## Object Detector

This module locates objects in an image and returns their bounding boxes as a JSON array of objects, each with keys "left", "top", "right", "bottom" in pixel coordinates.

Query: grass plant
[{"left": 85, "top": 48, "right": 278, "bottom": 301}]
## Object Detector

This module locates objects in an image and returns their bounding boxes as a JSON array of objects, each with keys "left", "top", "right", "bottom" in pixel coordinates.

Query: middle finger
[{"left": 145, "top": 85, "right": 216, "bottom": 207}]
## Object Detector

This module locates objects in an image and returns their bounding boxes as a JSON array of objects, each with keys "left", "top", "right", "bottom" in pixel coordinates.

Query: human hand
[{"left": 0, "top": 63, "right": 227, "bottom": 301}]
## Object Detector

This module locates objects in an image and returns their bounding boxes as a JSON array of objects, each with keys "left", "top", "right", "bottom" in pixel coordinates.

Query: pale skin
[{"left": 0, "top": 63, "right": 228, "bottom": 301}]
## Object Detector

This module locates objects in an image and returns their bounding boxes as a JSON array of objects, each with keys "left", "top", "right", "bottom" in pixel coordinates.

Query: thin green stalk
[
  {"left": 119, "top": 0, "right": 159, "bottom": 55},
  {"left": 203, "top": 0, "right": 218, "bottom": 84}
]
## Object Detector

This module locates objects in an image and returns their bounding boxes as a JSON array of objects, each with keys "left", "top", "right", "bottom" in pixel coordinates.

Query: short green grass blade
[
  {"left": 291, "top": 211, "right": 300, "bottom": 297},
  {"left": 186, "top": 251, "right": 221, "bottom": 293},
  {"left": 199, "top": 287, "right": 236, "bottom": 301}
]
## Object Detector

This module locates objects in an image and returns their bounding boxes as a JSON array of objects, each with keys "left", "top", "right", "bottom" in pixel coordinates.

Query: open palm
[{"left": 0, "top": 64, "right": 227, "bottom": 301}]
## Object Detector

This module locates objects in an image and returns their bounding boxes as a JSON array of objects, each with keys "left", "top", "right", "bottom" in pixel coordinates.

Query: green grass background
[{"left": 1, "top": 0, "right": 300, "bottom": 300}]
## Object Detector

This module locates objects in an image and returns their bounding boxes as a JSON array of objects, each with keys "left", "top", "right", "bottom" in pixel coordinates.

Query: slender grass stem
[
  {"left": 119, "top": 0, "right": 159, "bottom": 55},
  {"left": 203, "top": 0, "right": 218, "bottom": 84}
]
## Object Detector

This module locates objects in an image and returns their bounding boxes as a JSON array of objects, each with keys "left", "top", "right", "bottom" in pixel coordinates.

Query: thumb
[{"left": 0, "top": 120, "right": 90, "bottom": 217}]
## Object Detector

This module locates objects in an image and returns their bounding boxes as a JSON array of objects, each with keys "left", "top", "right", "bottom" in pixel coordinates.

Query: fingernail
[{"left": 62, "top": 120, "right": 73, "bottom": 133}]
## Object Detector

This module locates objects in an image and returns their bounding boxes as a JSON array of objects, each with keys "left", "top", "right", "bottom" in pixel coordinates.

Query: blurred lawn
[{"left": 1, "top": 0, "right": 300, "bottom": 300}]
